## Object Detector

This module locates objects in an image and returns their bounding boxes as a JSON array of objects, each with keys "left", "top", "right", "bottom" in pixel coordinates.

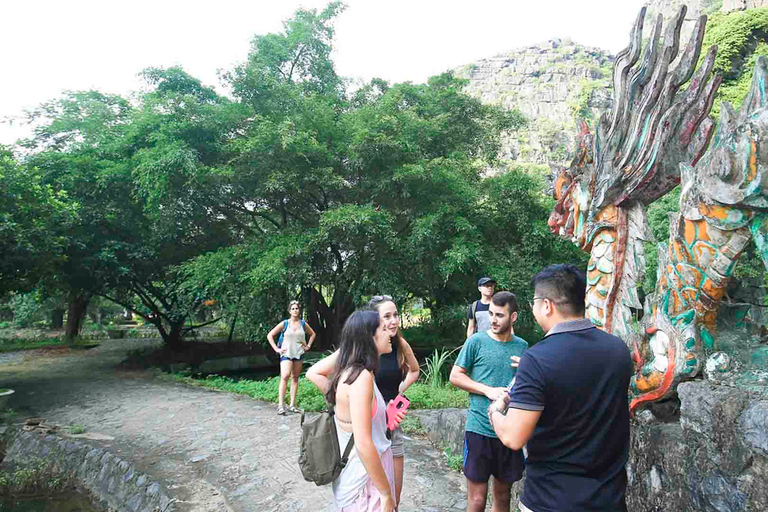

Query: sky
[{"left": 0, "top": 0, "right": 648, "bottom": 144}]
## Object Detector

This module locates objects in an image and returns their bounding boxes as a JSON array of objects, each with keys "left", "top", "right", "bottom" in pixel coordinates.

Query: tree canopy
[{"left": 2, "top": 3, "right": 582, "bottom": 349}]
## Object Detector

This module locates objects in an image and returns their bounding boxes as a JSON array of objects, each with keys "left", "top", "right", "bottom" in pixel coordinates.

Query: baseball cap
[{"left": 477, "top": 277, "right": 496, "bottom": 286}]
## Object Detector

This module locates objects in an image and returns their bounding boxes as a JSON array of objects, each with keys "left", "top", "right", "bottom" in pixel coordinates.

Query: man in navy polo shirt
[{"left": 488, "top": 264, "right": 632, "bottom": 512}]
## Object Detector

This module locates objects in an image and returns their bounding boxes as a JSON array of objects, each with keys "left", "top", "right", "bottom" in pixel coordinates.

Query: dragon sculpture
[{"left": 549, "top": 5, "right": 768, "bottom": 413}]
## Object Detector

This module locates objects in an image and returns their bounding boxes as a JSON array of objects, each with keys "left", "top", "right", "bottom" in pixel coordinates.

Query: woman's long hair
[
  {"left": 326, "top": 311, "right": 380, "bottom": 405},
  {"left": 368, "top": 295, "right": 406, "bottom": 373}
]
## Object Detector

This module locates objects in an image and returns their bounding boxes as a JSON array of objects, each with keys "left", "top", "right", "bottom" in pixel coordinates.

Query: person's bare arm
[
  {"left": 449, "top": 365, "right": 506, "bottom": 401},
  {"left": 349, "top": 371, "right": 395, "bottom": 510},
  {"left": 305, "top": 349, "right": 339, "bottom": 394},
  {"left": 491, "top": 407, "right": 541, "bottom": 450},
  {"left": 303, "top": 323, "right": 317, "bottom": 350},
  {"left": 466, "top": 319, "right": 475, "bottom": 340},
  {"left": 398, "top": 339, "right": 420, "bottom": 394},
  {"left": 266, "top": 322, "right": 286, "bottom": 354}
]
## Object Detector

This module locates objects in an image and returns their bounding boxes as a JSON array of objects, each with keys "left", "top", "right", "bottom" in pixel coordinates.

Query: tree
[{"left": 0, "top": 145, "right": 78, "bottom": 299}]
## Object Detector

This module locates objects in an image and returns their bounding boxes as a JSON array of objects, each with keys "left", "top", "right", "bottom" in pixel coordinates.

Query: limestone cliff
[{"left": 455, "top": 39, "right": 613, "bottom": 168}]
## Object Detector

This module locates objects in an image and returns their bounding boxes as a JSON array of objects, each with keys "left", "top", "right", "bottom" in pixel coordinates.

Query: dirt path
[{"left": 0, "top": 339, "right": 469, "bottom": 511}]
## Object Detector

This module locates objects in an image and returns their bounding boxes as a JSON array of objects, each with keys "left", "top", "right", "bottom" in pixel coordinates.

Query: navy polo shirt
[{"left": 509, "top": 319, "right": 632, "bottom": 512}]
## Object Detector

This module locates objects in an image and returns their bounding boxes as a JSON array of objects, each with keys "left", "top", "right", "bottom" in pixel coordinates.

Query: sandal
[
  {"left": 288, "top": 406, "right": 301, "bottom": 414},
  {"left": 277, "top": 406, "right": 286, "bottom": 415}
]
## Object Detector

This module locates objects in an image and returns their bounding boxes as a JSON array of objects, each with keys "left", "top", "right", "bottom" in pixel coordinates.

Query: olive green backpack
[{"left": 298, "top": 406, "right": 355, "bottom": 486}]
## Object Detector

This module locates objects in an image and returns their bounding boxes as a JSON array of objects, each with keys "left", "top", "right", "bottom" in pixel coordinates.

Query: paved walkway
[{"left": 0, "top": 339, "right": 470, "bottom": 511}]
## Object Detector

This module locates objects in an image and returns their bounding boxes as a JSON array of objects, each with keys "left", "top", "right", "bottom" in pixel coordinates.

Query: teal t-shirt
[{"left": 455, "top": 331, "right": 528, "bottom": 438}]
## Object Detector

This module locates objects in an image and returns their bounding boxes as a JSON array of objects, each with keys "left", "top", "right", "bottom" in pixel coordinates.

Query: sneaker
[
  {"left": 288, "top": 406, "right": 301, "bottom": 414},
  {"left": 277, "top": 406, "right": 286, "bottom": 415}
]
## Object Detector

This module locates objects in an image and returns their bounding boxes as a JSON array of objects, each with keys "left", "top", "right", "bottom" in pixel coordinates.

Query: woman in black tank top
[
  {"left": 368, "top": 295, "right": 420, "bottom": 508},
  {"left": 305, "top": 295, "right": 420, "bottom": 509}
]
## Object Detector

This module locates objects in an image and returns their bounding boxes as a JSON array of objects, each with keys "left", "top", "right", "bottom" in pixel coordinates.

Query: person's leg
[
  {"left": 393, "top": 456, "right": 404, "bottom": 505},
  {"left": 289, "top": 360, "right": 302, "bottom": 408},
  {"left": 490, "top": 477, "right": 511, "bottom": 512},
  {"left": 462, "top": 431, "right": 491, "bottom": 512},
  {"left": 390, "top": 426, "right": 405, "bottom": 506},
  {"left": 278, "top": 360, "right": 291, "bottom": 412},
  {"left": 490, "top": 436, "right": 524, "bottom": 512},
  {"left": 467, "top": 480, "right": 489, "bottom": 512}
]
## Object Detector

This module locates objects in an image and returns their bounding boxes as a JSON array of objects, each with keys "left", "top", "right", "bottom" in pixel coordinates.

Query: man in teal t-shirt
[{"left": 450, "top": 291, "right": 527, "bottom": 512}]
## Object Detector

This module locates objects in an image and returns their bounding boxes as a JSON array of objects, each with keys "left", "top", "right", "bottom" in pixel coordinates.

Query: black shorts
[{"left": 462, "top": 431, "right": 524, "bottom": 483}]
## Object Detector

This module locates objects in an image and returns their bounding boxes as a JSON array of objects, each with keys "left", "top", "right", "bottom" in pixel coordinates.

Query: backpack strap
[
  {"left": 328, "top": 404, "right": 355, "bottom": 468},
  {"left": 470, "top": 300, "right": 478, "bottom": 321},
  {"left": 340, "top": 435, "right": 355, "bottom": 468},
  {"left": 281, "top": 320, "right": 289, "bottom": 333}
]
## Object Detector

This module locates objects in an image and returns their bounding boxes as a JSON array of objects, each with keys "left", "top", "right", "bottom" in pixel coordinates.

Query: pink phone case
[{"left": 387, "top": 394, "right": 410, "bottom": 430}]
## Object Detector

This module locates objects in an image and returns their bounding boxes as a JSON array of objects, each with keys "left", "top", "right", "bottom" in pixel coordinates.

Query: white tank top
[
  {"left": 281, "top": 320, "right": 305, "bottom": 359},
  {"left": 332, "top": 382, "right": 391, "bottom": 507}
]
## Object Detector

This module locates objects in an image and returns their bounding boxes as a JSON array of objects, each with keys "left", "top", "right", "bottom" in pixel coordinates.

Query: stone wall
[
  {"left": 415, "top": 383, "right": 768, "bottom": 511},
  {"left": 4, "top": 430, "right": 175, "bottom": 512}
]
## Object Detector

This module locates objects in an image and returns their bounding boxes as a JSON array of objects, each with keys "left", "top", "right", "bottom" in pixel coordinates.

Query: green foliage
[
  {"left": 0, "top": 458, "right": 72, "bottom": 497},
  {"left": 400, "top": 415, "right": 425, "bottom": 435},
  {"left": 700, "top": 8, "right": 768, "bottom": 117},
  {"left": 0, "top": 336, "right": 65, "bottom": 353},
  {"left": 421, "top": 347, "right": 461, "bottom": 388},
  {"left": 67, "top": 424, "right": 85, "bottom": 435},
  {"left": 169, "top": 373, "right": 469, "bottom": 410},
  {"left": 442, "top": 445, "right": 463, "bottom": 472}
]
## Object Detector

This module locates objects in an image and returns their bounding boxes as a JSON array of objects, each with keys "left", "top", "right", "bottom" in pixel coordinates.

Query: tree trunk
[
  {"left": 65, "top": 292, "right": 90, "bottom": 344},
  {"left": 51, "top": 308, "right": 65, "bottom": 329},
  {"left": 160, "top": 318, "right": 186, "bottom": 351},
  {"left": 309, "top": 286, "right": 354, "bottom": 351}
]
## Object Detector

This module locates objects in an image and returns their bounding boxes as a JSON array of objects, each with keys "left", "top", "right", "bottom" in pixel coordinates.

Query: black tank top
[{"left": 375, "top": 339, "right": 401, "bottom": 403}]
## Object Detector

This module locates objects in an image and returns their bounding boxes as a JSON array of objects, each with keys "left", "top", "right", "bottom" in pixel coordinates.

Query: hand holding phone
[{"left": 386, "top": 394, "right": 410, "bottom": 431}]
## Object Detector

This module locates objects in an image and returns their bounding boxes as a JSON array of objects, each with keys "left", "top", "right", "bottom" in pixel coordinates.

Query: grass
[
  {"left": 166, "top": 373, "right": 469, "bottom": 411},
  {"left": 421, "top": 347, "right": 460, "bottom": 388},
  {"left": 0, "top": 458, "right": 72, "bottom": 497},
  {"left": 0, "top": 337, "right": 66, "bottom": 353},
  {"left": 442, "top": 445, "right": 463, "bottom": 472},
  {"left": 400, "top": 415, "right": 425, "bottom": 435},
  {"left": 0, "top": 336, "right": 101, "bottom": 353}
]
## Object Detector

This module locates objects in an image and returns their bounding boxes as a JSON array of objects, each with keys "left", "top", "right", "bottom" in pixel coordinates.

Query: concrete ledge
[{"left": 4, "top": 430, "right": 175, "bottom": 512}]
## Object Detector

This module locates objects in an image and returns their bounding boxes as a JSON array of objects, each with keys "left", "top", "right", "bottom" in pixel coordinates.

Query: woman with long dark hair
[
  {"left": 307, "top": 311, "right": 397, "bottom": 512},
  {"left": 307, "top": 296, "right": 419, "bottom": 508}
]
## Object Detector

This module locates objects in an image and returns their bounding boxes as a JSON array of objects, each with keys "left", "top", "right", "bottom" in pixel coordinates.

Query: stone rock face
[
  {"left": 455, "top": 38, "right": 613, "bottom": 167},
  {"left": 628, "top": 381, "right": 768, "bottom": 512},
  {"left": 723, "top": 0, "right": 768, "bottom": 12}
]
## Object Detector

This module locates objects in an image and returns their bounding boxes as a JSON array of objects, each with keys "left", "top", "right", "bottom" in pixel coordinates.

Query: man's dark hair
[
  {"left": 530, "top": 264, "right": 586, "bottom": 317},
  {"left": 491, "top": 291, "right": 518, "bottom": 313}
]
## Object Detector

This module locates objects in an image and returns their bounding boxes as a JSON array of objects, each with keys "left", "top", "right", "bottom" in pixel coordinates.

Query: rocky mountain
[
  {"left": 455, "top": 38, "right": 614, "bottom": 169},
  {"left": 456, "top": 1, "right": 768, "bottom": 174}
]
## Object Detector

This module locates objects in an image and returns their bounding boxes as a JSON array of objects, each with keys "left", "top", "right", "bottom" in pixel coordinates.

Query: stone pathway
[{"left": 0, "top": 339, "right": 469, "bottom": 511}]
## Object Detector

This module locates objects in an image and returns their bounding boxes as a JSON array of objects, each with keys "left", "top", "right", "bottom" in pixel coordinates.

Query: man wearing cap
[{"left": 466, "top": 277, "right": 496, "bottom": 339}]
